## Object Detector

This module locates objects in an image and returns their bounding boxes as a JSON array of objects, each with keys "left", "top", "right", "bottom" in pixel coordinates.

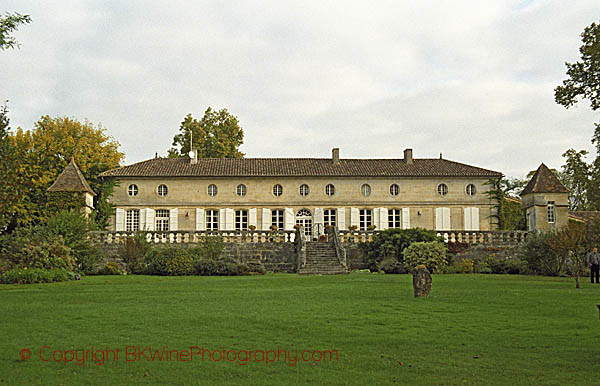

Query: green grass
[{"left": 1, "top": 273, "right": 600, "bottom": 385}]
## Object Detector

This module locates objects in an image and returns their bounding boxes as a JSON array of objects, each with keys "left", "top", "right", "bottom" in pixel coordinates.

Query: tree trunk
[{"left": 575, "top": 274, "right": 580, "bottom": 289}]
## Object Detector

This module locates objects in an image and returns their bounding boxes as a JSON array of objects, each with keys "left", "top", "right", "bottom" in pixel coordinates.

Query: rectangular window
[
  {"left": 388, "top": 209, "right": 401, "bottom": 228},
  {"left": 324, "top": 209, "right": 337, "bottom": 227},
  {"left": 155, "top": 209, "right": 170, "bottom": 231},
  {"left": 359, "top": 209, "right": 372, "bottom": 230},
  {"left": 126, "top": 209, "right": 140, "bottom": 232},
  {"left": 235, "top": 209, "right": 248, "bottom": 231},
  {"left": 547, "top": 201, "right": 555, "bottom": 223},
  {"left": 271, "top": 209, "right": 284, "bottom": 230},
  {"left": 206, "top": 210, "right": 219, "bottom": 231}
]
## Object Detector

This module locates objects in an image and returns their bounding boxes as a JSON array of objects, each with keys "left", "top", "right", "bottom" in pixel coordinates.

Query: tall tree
[
  {"left": 555, "top": 20, "right": 600, "bottom": 210},
  {"left": 168, "top": 107, "right": 244, "bottom": 158},
  {"left": 0, "top": 12, "right": 31, "bottom": 50},
  {"left": 5, "top": 116, "right": 123, "bottom": 230},
  {"left": 0, "top": 102, "right": 17, "bottom": 232}
]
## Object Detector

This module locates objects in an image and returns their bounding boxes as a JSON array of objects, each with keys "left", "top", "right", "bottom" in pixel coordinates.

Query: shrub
[
  {"left": 403, "top": 241, "right": 448, "bottom": 273},
  {"left": 362, "top": 228, "right": 442, "bottom": 271},
  {"left": 120, "top": 232, "right": 150, "bottom": 273},
  {"left": 524, "top": 231, "right": 563, "bottom": 276},
  {"left": 45, "top": 210, "right": 104, "bottom": 274},
  {"left": 0, "top": 268, "right": 69, "bottom": 284},
  {"left": 379, "top": 258, "right": 409, "bottom": 274},
  {"left": 194, "top": 258, "right": 252, "bottom": 276},
  {"left": 0, "top": 227, "right": 76, "bottom": 271},
  {"left": 98, "top": 261, "right": 123, "bottom": 275},
  {"left": 144, "top": 247, "right": 194, "bottom": 276},
  {"left": 444, "top": 259, "right": 474, "bottom": 274}
]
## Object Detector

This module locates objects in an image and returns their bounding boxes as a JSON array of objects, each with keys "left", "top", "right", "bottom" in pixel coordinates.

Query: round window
[
  {"left": 325, "top": 184, "right": 335, "bottom": 196},
  {"left": 128, "top": 184, "right": 138, "bottom": 197},
  {"left": 208, "top": 184, "right": 218, "bottom": 197},
  {"left": 236, "top": 184, "right": 247, "bottom": 197},
  {"left": 299, "top": 184, "right": 310, "bottom": 197},
  {"left": 273, "top": 184, "right": 283, "bottom": 197},
  {"left": 361, "top": 184, "right": 371, "bottom": 197},
  {"left": 466, "top": 184, "right": 476, "bottom": 196},
  {"left": 157, "top": 184, "right": 168, "bottom": 197},
  {"left": 390, "top": 184, "right": 399, "bottom": 196},
  {"left": 437, "top": 183, "right": 448, "bottom": 196}
]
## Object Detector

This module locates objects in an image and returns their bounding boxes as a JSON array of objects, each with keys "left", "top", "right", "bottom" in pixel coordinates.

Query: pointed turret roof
[
  {"left": 47, "top": 157, "right": 96, "bottom": 195},
  {"left": 520, "top": 163, "right": 568, "bottom": 196}
]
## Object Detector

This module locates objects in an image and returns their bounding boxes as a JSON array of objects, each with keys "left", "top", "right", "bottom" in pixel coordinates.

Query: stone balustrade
[
  {"left": 88, "top": 229, "right": 528, "bottom": 246},
  {"left": 88, "top": 230, "right": 296, "bottom": 244}
]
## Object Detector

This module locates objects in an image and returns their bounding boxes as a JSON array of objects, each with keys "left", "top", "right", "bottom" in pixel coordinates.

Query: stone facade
[{"left": 100, "top": 149, "right": 502, "bottom": 236}]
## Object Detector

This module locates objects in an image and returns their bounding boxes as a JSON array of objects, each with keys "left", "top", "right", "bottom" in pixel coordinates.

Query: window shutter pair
[
  {"left": 284, "top": 208, "right": 294, "bottom": 231},
  {"left": 463, "top": 207, "right": 480, "bottom": 231},
  {"left": 115, "top": 208, "right": 157, "bottom": 231},
  {"left": 435, "top": 207, "right": 451, "bottom": 230}
]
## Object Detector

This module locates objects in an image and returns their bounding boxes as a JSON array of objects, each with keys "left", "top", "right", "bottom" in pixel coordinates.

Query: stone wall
[
  {"left": 343, "top": 243, "right": 368, "bottom": 270},
  {"left": 450, "top": 243, "right": 525, "bottom": 262},
  {"left": 96, "top": 241, "right": 297, "bottom": 273}
]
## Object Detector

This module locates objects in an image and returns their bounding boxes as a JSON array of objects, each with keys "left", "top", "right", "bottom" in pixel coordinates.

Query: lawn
[{"left": 1, "top": 273, "right": 599, "bottom": 385}]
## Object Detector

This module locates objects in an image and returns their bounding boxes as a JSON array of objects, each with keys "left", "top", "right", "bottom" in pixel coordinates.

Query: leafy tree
[
  {"left": 561, "top": 149, "right": 592, "bottom": 210},
  {"left": 0, "top": 12, "right": 31, "bottom": 50},
  {"left": 168, "top": 107, "right": 244, "bottom": 158},
  {"left": 5, "top": 116, "right": 123, "bottom": 230},
  {"left": 0, "top": 102, "right": 18, "bottom": 232},
  {"left": 547, "top": 222, "right": 592, "bottom": 288},
  {"left": 555, "top": 21, "right": 600, "bottom": 210},
  {"left": 485, "top": 177, "right": 528, "bottom": 230}
]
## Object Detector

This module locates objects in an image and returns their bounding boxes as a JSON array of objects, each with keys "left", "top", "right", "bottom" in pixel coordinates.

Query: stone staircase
[{"left": 298, "top": 241, "right": 347, "bottom": 275}]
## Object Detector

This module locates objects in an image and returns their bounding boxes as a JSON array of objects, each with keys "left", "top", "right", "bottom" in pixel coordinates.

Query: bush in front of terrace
[{"left": 362, "top": 228, "right": 442, "bottom": 272}]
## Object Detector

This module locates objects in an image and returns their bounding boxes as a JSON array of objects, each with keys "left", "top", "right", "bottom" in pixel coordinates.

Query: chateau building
[{"left": 99, "top": 148, "right": 502, "bottom": 237}]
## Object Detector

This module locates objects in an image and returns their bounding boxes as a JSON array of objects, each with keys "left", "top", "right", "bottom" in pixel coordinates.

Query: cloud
[{"left": 0, "top": 0, "right": 598, "bottom": 178}]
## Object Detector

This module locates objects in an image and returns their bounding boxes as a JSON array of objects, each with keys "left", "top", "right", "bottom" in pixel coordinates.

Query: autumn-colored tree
[
  {"left": 5, "top": 116, "right": 123, "bottom": 230},
  {"left": 0, "top": 102, "right": 17, "bottom": 231},
  {"left": 168, "top": 107, "right": 244, "bottom": 158}
]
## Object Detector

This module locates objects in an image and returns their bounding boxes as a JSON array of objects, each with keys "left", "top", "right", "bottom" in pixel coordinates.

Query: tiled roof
[
  {"left": 47, "top": 158, "right": 96, "bottom": 195},
  {"left": 99, "top": 157, "right": 502, "bottom": 178},
  {"left": 520, "top": 163, "right": 569, "bottom": 196}
]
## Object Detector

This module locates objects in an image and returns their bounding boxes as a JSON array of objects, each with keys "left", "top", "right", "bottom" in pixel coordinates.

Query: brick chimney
[
  {"left": 332, "top": 148, "right": 340, "bottom": 165},
  {"left": 189, "top": 148, "right": 198, "bottom": 164},
  {"left": 404, "top": 148, "right": 413, "bottom": 164}
]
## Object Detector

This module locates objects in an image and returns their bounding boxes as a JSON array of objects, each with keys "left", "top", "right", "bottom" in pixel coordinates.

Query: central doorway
[{"left": 295, "top": 208, "right": 313, "bottom": 239}]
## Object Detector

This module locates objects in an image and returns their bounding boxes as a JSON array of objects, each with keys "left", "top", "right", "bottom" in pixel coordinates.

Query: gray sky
[{"left": 1, "top": 0, "right": 598, "bottom": 179}]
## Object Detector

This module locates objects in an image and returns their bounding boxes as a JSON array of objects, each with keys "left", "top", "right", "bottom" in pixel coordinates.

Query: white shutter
[
  {"left": 225, "top": 208, "right": 234, "bottom": 231},
  {"left": 146, "top": 209, "right": 155, "bottom": 231},
  {"left": 443, "top": 207, "right": 451, "bottom": 230},
  {"left": 262, "top": 208, "right": 271, "bottom": 230},
  {"left": 464, "top": 208, "right": 473, "bottom": 231},
  {"left": 249, "top": 208, "right": 257, "bottom": 228},
  {"left": 314, "top": 207, "right": 324, "bottom": 234},
  {"left": 139, "top": 209, "right": 146, "bottom": 231},
  {"left": 373, "top": 208, "right": 380, "bottom": 231},
  {"left": 435, "top": 208, "right": 443, "bottom": 230},
  {"left": 196, "top": 208, "right": 205, "bottom": 231},
  {"left": 471, "top": 207, "right": 480, "bottom": 231},
  {"left": 115, "top": 208, "right": 125, "bottom": 231},
  {"left": 350, "top": 207, "right": 359, "bottom": 228},
  {"left": 337, "top": 208, "right": 346, "bottom": 230},
  {"left": 169, "top": 208, "right": 178, "bottom": 231},
  {"left": 379, "top": 208, "right": 388, "bottom": 230},
  {"left": 284, "top": 208, "right": 294, "bottom": 231},
  {"left": 219, "top": 209, "right": 226, "bottom": 230},
  {"left": 402, "top": 208, "right": 410, "bottom": 229}
]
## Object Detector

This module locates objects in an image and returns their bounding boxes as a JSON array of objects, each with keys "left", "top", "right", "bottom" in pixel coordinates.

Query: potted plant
[
  {"left": 348, "top": 225, "right": 358, "bottom": 231},
  {"left": 367, "top": 225, "right": 376, "bottom": 231},
  {"left": 248, "top": 225, "right": 256, "bottom": 231}
]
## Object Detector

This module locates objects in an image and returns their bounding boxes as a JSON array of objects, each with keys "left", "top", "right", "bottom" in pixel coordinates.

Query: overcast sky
[{"left": 1, "top": 1, "right": 599, "bottom": 179}]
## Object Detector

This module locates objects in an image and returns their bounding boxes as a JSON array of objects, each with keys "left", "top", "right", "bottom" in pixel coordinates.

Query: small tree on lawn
[{"left": 547, "top": 222, "right": 589, "bottom": 288}]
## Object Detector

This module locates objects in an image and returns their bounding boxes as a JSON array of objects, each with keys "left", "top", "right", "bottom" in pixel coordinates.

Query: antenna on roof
[{"left": 440, "top": 152, "right": 443, "bottom": 159}]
